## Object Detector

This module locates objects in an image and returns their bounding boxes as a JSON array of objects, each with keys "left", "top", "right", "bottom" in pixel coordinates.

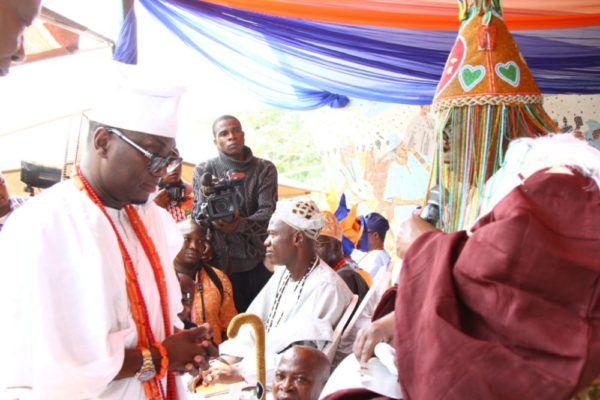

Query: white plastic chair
[
  {"left": 323, "top": 294, "right": 359, "bottom": 363},
  {"left": 330, "top": 266, "right": 393, "bottom": 368}
]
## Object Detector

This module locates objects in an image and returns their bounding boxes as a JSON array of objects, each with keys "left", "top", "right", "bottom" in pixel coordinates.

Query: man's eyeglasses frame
[{"left": 105, "top": 127, "right": 182, "bottom": 175}]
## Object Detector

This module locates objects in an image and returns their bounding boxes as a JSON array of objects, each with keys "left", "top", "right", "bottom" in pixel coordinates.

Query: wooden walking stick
[{"left": 227, "top": 313, "right": 266, "bottom": 399}]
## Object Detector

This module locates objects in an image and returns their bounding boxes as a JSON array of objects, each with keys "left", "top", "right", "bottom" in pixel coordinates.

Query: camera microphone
[
  {"left": 200, "top": 172, "right": 216, "bottom": 195},
  {"left": 420, "top": 185, "right": 442, "bottom": 226}
]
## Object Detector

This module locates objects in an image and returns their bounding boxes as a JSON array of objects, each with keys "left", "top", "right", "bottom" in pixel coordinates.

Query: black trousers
[{"left": 228, "top": 262, "right": 273, "bottom": 312}]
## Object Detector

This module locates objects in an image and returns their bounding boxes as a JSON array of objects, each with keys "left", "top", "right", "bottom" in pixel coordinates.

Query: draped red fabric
[
  {"left": 395, "top": 169, "right": 600, "bottom": 400},
  {"left": 200, "top": 0, "right": 600, "bottom": 30},
  {"left": 371, "top": 287, "right": 396, "bottom": 322},
  {"left": 323, "top": 388, "right": 388, "bottom": 400}
]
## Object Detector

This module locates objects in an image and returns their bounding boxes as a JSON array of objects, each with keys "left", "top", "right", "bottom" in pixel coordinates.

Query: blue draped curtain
[{"left": 114, "top": 0, "right": 600, "bottom": 109}]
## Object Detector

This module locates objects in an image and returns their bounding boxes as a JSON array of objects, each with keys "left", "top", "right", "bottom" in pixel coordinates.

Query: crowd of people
[{"left": 1, "top": 2, "right": 600, "bottom": 400}]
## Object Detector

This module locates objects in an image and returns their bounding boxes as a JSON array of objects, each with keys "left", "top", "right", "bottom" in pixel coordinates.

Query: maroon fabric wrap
[
  {"left": 322, "top": 388, "right": 388, "bottom": 400},
  {"left": 395, "top": 169, "right": 600, "bottom": 400},
  {"left": 372, "top": 286, "right": 398, "bottom": 321}
]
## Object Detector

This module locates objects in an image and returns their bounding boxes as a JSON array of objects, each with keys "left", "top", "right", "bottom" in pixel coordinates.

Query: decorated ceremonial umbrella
[{"left": 431, "top": 0, "right": 558, "bottom": 232}]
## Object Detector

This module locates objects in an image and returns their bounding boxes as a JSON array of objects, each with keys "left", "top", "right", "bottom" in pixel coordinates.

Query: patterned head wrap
[
  {"left": 319, "top": 211, "right": 343, "bottom": 242},
  {"left": 273, "top": 198, "right": 324, "bottom": 240}
]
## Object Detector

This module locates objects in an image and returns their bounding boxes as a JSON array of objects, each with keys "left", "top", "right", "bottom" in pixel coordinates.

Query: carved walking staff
[{"left": 227, "top": 313, "right": 266, "bottom": 399}]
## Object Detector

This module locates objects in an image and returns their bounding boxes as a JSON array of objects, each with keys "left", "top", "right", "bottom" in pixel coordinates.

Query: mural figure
[{"left": 383, "top": 135, "right": 430, "bottom": 229}]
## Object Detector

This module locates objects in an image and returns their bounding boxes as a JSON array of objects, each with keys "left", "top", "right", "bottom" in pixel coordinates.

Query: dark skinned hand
[
  {"left": 353, "top": 312, "right": 396, "bottom": 366},
  {"left": 201, "top": 361, "right": 244, "bottom": 386},
  {"left": 395, "top": 210, "right": 439, "bottom": 259},
  {"left": 162, "top": 324, "right": 219, "bottom": 376},
  {"left": 211, "top": 210, "right": 240, "bottom": 234}
]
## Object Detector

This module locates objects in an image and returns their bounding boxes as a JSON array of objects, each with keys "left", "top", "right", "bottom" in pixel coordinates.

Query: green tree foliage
[{"left": 239, "top": 108, "right": 325, "bottom": 187}]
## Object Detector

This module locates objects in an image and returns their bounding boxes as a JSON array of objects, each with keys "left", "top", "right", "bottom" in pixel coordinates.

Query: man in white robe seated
[
  {"left": 199, "top": 198, "right": 353, "bottom": 388},
  {"left": 0, "top": 74, "right": 217, "bottom": 399}
]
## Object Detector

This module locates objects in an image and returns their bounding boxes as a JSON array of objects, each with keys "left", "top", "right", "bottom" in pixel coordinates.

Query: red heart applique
[{"left": 435, "top": 35, "right": 467, "bottom": 98}]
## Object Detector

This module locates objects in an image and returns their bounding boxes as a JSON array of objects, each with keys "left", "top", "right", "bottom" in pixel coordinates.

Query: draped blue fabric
[
  {"left": 114, "top": 0, "right": 600, "bottom": 109},
  {"left": 113, "top": 8, "right": 138, "bottom": 65}
]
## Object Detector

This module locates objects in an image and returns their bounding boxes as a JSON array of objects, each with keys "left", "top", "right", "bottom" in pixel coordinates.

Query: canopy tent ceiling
[
  {"left": 21, "top": 0, "right": 124, "bottom": 66},
  {"left": 23, "top": 7, "right": 115, "bottom": 64},
  {"left": 117, "top": 0, "right": 600, "bottom": 109},
  {"left": 15, "top": 0, "right": 600, "bottom": 110},
  {"left": 197, "top": 0, "right": 600, "bottom": 30},
  {"left": 0, "top": 1, "right": 123, "bottom": 173},
  {"left": 3, "top": 0, "right": 599, "bottom": 197}
]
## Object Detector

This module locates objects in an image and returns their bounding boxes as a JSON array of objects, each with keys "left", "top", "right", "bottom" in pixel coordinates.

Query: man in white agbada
[
  {"left": 200, "top": 198, "right": 353, "bottom": 387},
  {"left": 0, "top": 75, "right": 217, "bottom": 399}
]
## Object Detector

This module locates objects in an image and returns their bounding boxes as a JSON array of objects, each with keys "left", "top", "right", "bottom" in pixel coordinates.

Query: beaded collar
[{"left": 265, "top": 256, "right": 318, "bottom": 332}]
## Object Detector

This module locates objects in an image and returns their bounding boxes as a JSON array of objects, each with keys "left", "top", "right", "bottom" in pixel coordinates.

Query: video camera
[
  {"left": 196, "top": 171, "right": 244, "bottom": 222},
  {"left": 158, "top": 180, "right": 186, "bottom": 203}
]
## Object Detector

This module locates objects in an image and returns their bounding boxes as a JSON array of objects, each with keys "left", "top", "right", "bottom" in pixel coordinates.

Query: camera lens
[{"left": 213, "top": 198, "right": 231, "bottom": 214}]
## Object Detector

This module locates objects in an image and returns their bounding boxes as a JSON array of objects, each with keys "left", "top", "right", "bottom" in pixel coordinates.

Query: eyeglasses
[{"left": 106, "top": 128, "right": 182, "bottom": 174}]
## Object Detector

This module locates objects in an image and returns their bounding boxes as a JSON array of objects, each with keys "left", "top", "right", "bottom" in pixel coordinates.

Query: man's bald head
[{"left": 272, "top": 345, "right": 331, "bottom": 400}]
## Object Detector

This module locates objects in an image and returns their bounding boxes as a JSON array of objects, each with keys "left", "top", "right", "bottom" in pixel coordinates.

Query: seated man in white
[{"left": 200, "top": 198, "right": 353, "bottom": 387}]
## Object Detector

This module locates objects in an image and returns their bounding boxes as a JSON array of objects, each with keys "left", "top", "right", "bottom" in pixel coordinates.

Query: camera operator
[
  {"left": 192, "top": 115, "right": 278, "bottom": 312},
  {"left": 154, "top": 148, "right": 194, "bottom": 222}
]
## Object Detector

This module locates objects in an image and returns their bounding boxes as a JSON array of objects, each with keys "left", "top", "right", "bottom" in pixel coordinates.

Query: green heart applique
[
  {"left": 495, "top": 61, "right": 520, "bottom": 87},
  {"left": 458, "top": 65, "right": 486, "bottom": 92}
]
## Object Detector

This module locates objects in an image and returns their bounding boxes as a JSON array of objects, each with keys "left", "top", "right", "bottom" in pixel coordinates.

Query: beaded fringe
[{"left": 431, "top": 102, "right": 557, "bottom": 232}]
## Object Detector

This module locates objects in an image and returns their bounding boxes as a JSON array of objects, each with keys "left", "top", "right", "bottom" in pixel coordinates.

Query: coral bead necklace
[{"left": 74, "top": 165, "right": 176, "bottom": 400}]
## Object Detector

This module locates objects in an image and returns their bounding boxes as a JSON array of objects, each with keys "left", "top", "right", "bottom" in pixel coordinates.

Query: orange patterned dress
[{"left": 191, "top": 267, "right": 237, "bottom": 344}]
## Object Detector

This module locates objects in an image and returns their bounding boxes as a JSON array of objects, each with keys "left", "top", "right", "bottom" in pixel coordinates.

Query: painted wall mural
[
  {"left": 544, "top": 95, "right": 600, "bottom": 150},
  {"left": 310, "top": 93, "right": 600, "bottom": 254}
]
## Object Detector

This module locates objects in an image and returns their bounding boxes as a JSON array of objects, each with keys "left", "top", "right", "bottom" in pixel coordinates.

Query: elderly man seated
[
  {"left": 272, "top": 345, "right": 331, "bottom": 400},
  {"left": 199, "top": 198, "right": 353, "bottom": 388}
]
